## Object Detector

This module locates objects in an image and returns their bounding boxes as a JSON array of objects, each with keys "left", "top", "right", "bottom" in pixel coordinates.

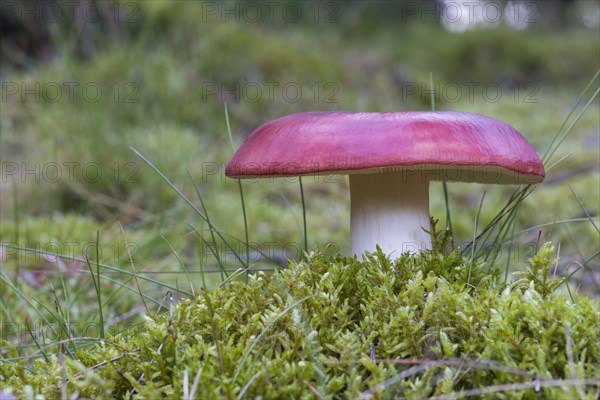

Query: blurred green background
[{"left": 1, "top": 0, "right": 598, "bottom": 318}]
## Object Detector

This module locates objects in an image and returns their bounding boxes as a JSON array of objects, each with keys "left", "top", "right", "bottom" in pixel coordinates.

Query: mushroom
[{"left": 225, "top": 111, "right": 545, "bottom": 257}]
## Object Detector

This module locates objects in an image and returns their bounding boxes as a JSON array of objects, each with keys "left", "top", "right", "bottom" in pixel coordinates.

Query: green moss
[{"left": 2, "top": 245, "right": 598, "bottom": 399}]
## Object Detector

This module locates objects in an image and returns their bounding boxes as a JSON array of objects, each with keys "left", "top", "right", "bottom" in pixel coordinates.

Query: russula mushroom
[{"left": 225, "top": 111, "right": 545, "bottom": 257}]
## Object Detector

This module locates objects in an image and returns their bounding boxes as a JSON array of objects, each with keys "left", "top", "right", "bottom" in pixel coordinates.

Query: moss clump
[{"left": 1, "top": 244, "right": 598, "bottom": 399}]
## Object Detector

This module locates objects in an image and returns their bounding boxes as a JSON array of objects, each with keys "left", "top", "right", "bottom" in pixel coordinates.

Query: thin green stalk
[
  {"left": 486, "top": 80, "right": 600, "bottom": 260},
  {"left": 5, "top": 337, "right": 130, "bottom": 363},
  {"left": 541, "top": 68, "right": 599, "bottom": 163},
  {"left": 187, "top": 222, "right": 281, "bottom": 271},
  {"left": 428, "top": 72, "right": 436, "bottom": 111},
  {"left": 466, "top": 71, "right": 599, "bottom": 265},
  {"left": 224, "top": 102, "right": 250, "bottom": 276},
  {"left": 238, "top": 371, "right": 265, "bottom": 400},
  {"left": 95, "top": 231, "right": 104, "bottom": 339},
  {"left": 131, "top": 268, "right": 277, "bottom": 274},
  {"left": 85, "top": 231, "right": 105, "bottom": 339},
  {"left": 544, "top": 86, "right": 600, "bottom": 164},
  {"left": 442, "top": 183, "right": 454, "bottom": 250},
  {"left": 48, "top": 253, "right": 75, "bottom": 352},
  {"left": 299, "top": 176, "right": 308, "bottom": 255},
  {"left": 469, "top": 192, "right": 486, "bottom": 285},
  {"left": 467, "top": 184, "right": 534, "bottom": 259},
  {"left": 429, "top": 72, "right": 454, "bottom": 249},
  {"left": 130, "top": 147, "right": 247, "bottom": 269},
  {"left": 545, "top": 150, "right": 575, "bottom": 173},
  {"left": 0, "top": 266, "right": 65, "bottom": 333},
  {"left": 506, "top": 218, "right": 598, "bottom": 240},
  {"left": 562, "top": 266, "right": 583, "bottom": 304},
  {"left": 503, "top": 212, "right": 520, "bottom": 284},
  {"left": 13, "top": 179, "right": 20, "bottom": 290},
  {"left": 186, "top": 224, "right": 248, "bottom": 274},
  {"left": 0, "top": 250, "right": 163, "bottom": 340},
  {"left": 33, "top": 293, "right": 76, "bottom": 358},
  {"left": 568, "top": 184, "right": 599, "bottom": 234},
  {"left": 0, "top": 299, "right": 12, "bottom": 327},
  {"left": 197, "top": 233, "right": 224, "bottom": 374},
  {"left": 4, "top": 243, "right": 187, "bottom": 298},
  {"left": 82, "top": 273, "right": 163, "bottom": 308},
  {"left": 50, "top": 283, "right": 70, "bottom": 339},
  {"left": 187, "top": 169, "right": 227, "bottom": 280},
  {"left": 484, "top": 187, "right": 528, "bottom": 265},
  {"left": 162, "top": 236, "right": 195, "bottom": 298},
  {"left": 118, "top": 222, "right": 149, "bottom": 315},
  {"left": 25, "top": 318, "right": 49, "bottom": 362},
  {"left": 580, "top": 249, "right": 600, "bottom": 267},
  {"left": 279, "top": 192, "right": 305, "bottom": 251}
]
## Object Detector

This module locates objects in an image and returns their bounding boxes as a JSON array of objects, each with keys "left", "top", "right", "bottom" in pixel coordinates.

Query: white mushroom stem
[{"left": 349, "top": 171, "right": 431, "bottom": 257}]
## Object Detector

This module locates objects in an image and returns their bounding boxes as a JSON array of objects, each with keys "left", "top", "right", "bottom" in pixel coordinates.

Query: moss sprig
[{"left": 1, "top": 246, "right": 598, "bottom": 399}]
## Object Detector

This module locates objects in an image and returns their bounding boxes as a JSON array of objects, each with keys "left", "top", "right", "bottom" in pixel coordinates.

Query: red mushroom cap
[{"left": 225, "top": 111, "right": 545, "bottom": 184}]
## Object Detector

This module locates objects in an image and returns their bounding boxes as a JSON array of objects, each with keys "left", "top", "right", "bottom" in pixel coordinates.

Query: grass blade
[
  {"left": 224, "top": 102, "right": 251, "bottom": 276},
  {"left": 542, "top": 68, "right": 599, "bottom": 163},
  {"left": 24, "top": 319, "right": 49, "bottom": 362},
  {"left": 465, "top": 71, "right": 599, "bottom": 267},
  {"left": 162, "top": 236, "right": 195, "bottom": 298},
  {"left": 84, "top": 231, "right": 104, "bottom": 339},
  {"left": 197, "top": 232, "right": 224, "bottom": 374},
  {"left": 468, "top": 192, "right": 486, "bottom": 285},
  {"left": 187, "top": 169, "right": 228, "bottom": 280},
  {"left": 1, "top": 243, "right": 189, "bottom": 297},
  {"left": 279, "top": 192, "right": 305, "bottom": 254},
  {"left": 429, "top": 71, "right": 454, "bottom": 249},
  {"left": 544, "top": 86, "right": 600, "bottom": 164},
  {"left": 118, "top": 222, "right": 149, "bottom": 315},
  {"left": 131, "top": 146, "right": 247, "bottom": 270},
  {"left": 568, "top": 184, "right": 599, "bottom": 234},
  {"left": 12, "top": 179, "right": 20, "bottom": 290},
  {"left": 299, "top": 176, "right": 308, "bottom": 254}
]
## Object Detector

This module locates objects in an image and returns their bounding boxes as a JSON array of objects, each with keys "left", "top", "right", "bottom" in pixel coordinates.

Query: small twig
[
  {"left": 108, "top": 304, "right": 147, "bottom": 326},
  {"left": 451, "top": 358, "right": 480, "bottom": 389},
  {"left": 183, "top": 369, "right": 189, "bottom": 400},
  {"left": 304, "top": 380, "right": 325, "bottom": 400},
  {"left": 328, "top": 358, "right": 536, "bottom": 378},
  {"left": 189, "top": 366, "right": 203, "bottom": 400},
  {"left": 116, "top": 368, "right": 135, "bottom": 394},
  {"left": 360, "top": 365, "right": 429, "bottom": 399},
  {"left": 7, "top": 337, "right": 131, "bottom": 363},
  {"left": 237, "top": 371, "right": 264, "bottom": 400},
  {"left": 429, "top": 379, "right": 600, "bottom": 399},
  {"left": 59, "top": 348, "right": 141, "bottom": 387}
]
